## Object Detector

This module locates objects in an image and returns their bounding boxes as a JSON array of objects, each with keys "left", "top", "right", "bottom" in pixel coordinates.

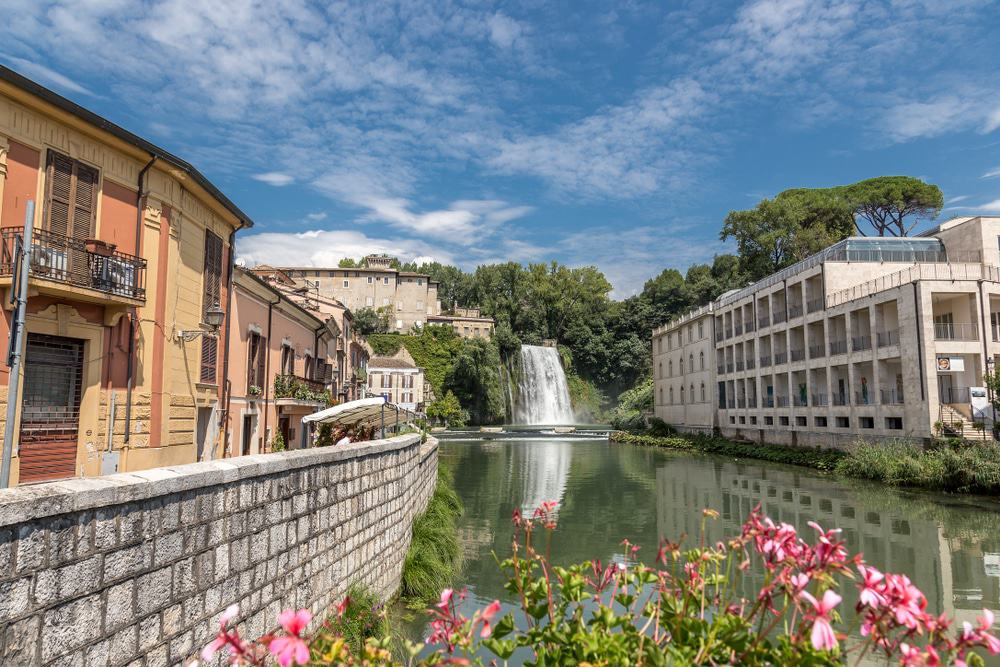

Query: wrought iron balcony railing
[{"left": 0, "top": 227, "right": 147, "bottom": 302}]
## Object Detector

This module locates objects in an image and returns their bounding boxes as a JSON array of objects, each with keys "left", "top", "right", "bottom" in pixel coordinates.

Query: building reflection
[{"left": 655, "top": 459, "right": 1000, "bottom": 628}]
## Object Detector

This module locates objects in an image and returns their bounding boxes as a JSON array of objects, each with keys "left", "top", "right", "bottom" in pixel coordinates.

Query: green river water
[{"left": 402, "top": 435, "right": 1000, "bottom": 662}]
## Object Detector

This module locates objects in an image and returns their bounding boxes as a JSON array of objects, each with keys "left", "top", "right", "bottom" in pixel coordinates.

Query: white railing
[{"left": 827, "top": 263, "right": 1000, "bottom": 308}]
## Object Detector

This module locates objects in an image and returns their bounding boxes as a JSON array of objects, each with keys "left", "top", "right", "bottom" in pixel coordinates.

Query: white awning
[{"left": 301, "top": 396, "right": 416, "bottom": 428}]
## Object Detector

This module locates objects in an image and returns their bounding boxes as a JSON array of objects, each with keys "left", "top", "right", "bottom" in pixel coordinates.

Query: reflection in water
[
  {"left": 519, "top": 439, "right": 572, "bottom": 514},
  {"left": 428, "top": 438, "right": 1000, "bottom": 659}
]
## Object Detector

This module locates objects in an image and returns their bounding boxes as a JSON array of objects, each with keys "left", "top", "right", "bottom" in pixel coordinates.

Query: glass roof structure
[{"left": 715, "top": 237, "right": 947, "bottom": 307}]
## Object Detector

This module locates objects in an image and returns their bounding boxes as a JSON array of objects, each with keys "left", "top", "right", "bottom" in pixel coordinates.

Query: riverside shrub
[
  {"left": 201, "top": 504, "right": 999, "bottom": 666},
  {"left": 611, "top": 430, "right": 844, "bottom": 471},
  {"left": 837, "top": 439, "right": 1000, "bottom": 494}
]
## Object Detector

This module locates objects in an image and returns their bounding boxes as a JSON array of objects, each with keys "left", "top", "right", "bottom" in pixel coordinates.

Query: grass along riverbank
[
  {"left": 612, "top": 430, "right": 1000, "bottom": 495},
  {"left": 609, "top": 430, "right": 844, "bottom": 471},
  {"left": 399, "top": 463, "right": 464, "bottom": 606}
]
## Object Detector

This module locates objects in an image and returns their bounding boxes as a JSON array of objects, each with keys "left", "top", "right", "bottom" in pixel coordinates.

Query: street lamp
[{"left": 177, "top": 304, "right": 226, "bottom": 341}]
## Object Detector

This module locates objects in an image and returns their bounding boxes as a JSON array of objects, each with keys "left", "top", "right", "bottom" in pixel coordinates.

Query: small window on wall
[
  {"left": 367, "top": 276, "right": 373, "bottom": 284},
  {"left": 795, "top": 416, "right": 807, "bottom": 427},
  {"left": 815, "top": 416, "right": 828, "bottom": 428},
  {"left": 764, "top": 416, "right": 774, "bottom": 425},
  {"left": 779, "top": 416, "right": 790, "bottom": 426},
  {"left": 836, "top": 416, "right": 850, "bottom": 428},
  {"left": 750, "top": 416, "right": 758, "bottom": 425},
  {"left": 860, "top": 416, "right": 875, "bottom": 429},
  {"left": 885, "top": 417, "right": 903, "bottom": 430},
  {"left": 343, "top": 280, "right": 349, "bottom": 288}
]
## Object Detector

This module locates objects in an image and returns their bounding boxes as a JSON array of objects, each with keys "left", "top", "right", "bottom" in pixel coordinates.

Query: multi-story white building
[
  {"left": 367, "top": 349, "right": 425, "bottom": 412},
  {"left": 653, "top": 216, "right": 1000, "bottom": 448}
]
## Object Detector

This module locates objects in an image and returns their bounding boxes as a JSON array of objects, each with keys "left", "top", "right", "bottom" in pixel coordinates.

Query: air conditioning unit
[
  {"left": 102, "top": 257, "right": 135, "bottom": 295},
  {"left": 30, "top": 245, "right": 67, "bottom": 276}
]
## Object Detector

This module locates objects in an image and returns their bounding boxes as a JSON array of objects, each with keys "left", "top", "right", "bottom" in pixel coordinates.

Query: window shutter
[
  {"left": 323, "top": 361, "right": 334, "bottom": 383},
  {"left": 200, "top": 336, "right": 218, "bottom": 384},
  {"left": 257, "top": 335, "right": 266, "bottom": 388},
  {"left": 72, "top": 163, "right": 98, "bottom": 240},
  {"left": 203, "top": 231, "right": 223, "bottom": 318},
  {"left": 45, "top": 151, "right": 74, "bottom": 237}
]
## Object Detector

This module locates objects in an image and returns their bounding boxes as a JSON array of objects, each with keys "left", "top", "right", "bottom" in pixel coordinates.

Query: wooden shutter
[
  {"left": 45, "top": 150, "right": 97, "bottom": 239},
  {"left": 203, "top": 231, "right": 223, "bottom": 318},
  {"left": 200, "top": 336, "right": 218, "bottom": 384},
  {"left": 257, "top": 335, "right": 267, "bottom": 387}
]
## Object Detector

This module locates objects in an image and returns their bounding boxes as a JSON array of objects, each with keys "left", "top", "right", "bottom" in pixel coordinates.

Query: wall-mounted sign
[{"left": 937, "top": 356, "right": 965, "bottom": 372}]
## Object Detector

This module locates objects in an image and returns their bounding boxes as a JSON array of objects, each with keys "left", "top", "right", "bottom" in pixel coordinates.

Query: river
[{"left": 408, "top": 435, "right": 1000, "bottom": 662}]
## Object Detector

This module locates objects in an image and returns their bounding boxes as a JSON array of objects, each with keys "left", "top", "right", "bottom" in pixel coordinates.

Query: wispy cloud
[
  {"left": 977, "top": 199, "right": 1000, "bottom": 212},
  {"left": 236, "top": 229, "right": 453, "bottom": 268},
  {"left": 982, "top": 167, "right": 1000, "bottom": 179},
  {"left": 1, "top": 55, "right": 93, "bottom": 95},
  {"left": 252, "top": 172, "right": 295, "bottom": 187}
]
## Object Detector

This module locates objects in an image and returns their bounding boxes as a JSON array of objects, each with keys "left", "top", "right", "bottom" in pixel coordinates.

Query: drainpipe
[
  {"left": 977, "top": 280, "right": 994, "bottom": 434},
  {"left": 219, "top": 221, "right": 246, "bottom": 457},
  {"left": 124, "top": 155, "right": 157, "bottom": 445},
  {"left": 912, "top": 282, "right": 926, "bottom": 403},
  {"left": 262, "top": 294, "right": 279, "bottom": 450}
]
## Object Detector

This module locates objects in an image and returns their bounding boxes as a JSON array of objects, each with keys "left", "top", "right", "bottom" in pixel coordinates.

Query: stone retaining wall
[{"left": 0, "top": 433, "right": 438, "bottom": 666}]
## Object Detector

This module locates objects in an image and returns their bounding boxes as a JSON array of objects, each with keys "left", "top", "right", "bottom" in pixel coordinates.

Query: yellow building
[{"left": 0, "top": 65, "right": 251, "bottom": 484}]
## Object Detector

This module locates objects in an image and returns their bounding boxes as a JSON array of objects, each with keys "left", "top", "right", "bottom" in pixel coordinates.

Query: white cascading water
[{"left": 514, "top": 345, "right": 575, "bottom": 425}]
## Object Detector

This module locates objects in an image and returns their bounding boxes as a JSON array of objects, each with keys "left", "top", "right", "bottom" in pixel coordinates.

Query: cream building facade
[
  {"left": 427, "top": 306, "right": 496, "bottom": 338},
  {"left": 654, "top": 217, "right": 1000, "bottom": 448},
  {"left": 275, "top": 255, "right": 442, "bottom": 332},
  {"left": 367, "top": 348, "right": 425, "bottom": 412}
]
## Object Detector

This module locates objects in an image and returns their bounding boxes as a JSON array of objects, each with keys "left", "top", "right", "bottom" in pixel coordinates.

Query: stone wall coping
[{"left": 0, "top": 434, "right": 434, "bottom": 528}]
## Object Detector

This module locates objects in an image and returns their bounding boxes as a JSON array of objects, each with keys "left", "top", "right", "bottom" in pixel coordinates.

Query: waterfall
[{"left": 514, "top": 345, "right": 575, "bottom": 425}]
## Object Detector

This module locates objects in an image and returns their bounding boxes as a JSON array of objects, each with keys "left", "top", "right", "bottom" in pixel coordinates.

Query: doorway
[
  {"left": 196, "top": 407, "right": 213, "bottom": 461},
  {"left": 19, "top": 334, "right": 84, "bottom": 483},
  {"left": 241, "top": 414, "right": 254, "bottom": 456},
  {"left": 938, "top": 374, "right": 955, "bottom": 404}
]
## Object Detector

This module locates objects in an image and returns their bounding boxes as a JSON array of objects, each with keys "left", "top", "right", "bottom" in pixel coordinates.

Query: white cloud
[
  {"left": 946, "top": 195, "right": 969, "bottom": 204},
  {"left": 977, "top": 199, "right": 1000, "bottom": 212},
  {"left": 982, "top": 168, "right": 1000, "bottom": 179},
  {"left": 236, "top": 229, "right": 453, "bottom": 268},
  {"left": 1, "top": 55, "right": 93, "bottom": 95},
  {"left": 487, "top": 12, "right": 524, "bottom": 50},
  {"left": 305, "top": 212, "right": 327, "bottom": 221},
  {"left": 252, "top": 172, "right": 295, "bottom": 187}
]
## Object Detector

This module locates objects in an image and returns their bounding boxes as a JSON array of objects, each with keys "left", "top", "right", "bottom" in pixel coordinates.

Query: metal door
[{"left": 18, "top": 334, "right": 83, "bottom": 483}]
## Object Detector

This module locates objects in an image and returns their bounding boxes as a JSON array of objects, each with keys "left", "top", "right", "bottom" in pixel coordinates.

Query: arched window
[
  {"left": 658, "top": 361, "right": 662, "bottom": 378},
  {"left": 689, "top": 353, "right": 694, "bottom": 370},
  {"left": 680, "top": 386, "right": 685, "bottom": 404},
  {"left": 699, "top": 351, "right": 705, "bottom": 370},
  {"left": 658, "top": 387, "right": 663, "bottom": 404},
  {"left": 669, "top": 387, "right": 674, "bottom": 404},
  {"left": 668, "top": 359, "right": 673, "bottom": 376},
  {"left": 679, "top": 357, "right": 684, "bottom": 374},
  {"left": 690, "top": 384, "right": 695, "bottom": 401},
  {"left": 701, "top": 383, "right": 706, "bottom": 402}
]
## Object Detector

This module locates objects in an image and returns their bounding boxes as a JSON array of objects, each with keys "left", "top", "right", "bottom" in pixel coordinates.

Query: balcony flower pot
[{"left": 85, "top": 238, "right": 117, "bottom": 257}]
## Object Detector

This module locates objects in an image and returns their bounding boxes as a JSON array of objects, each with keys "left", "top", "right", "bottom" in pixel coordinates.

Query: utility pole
[{"left": 2, "top": 201, "right": 34, "bottom": 488}]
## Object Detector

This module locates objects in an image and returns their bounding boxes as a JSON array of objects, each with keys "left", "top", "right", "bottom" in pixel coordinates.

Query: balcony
[
  {"left": 717, "top": 364, "right": 725, "bottom": 375},
  {"left": 829, "top": 339, "right": 847, "bottom": 356},
  {"left": 812, "top": 393, "right": 829, "bottom": 407},
  {"left": 788, "top": 303, "right": 804, "bottom": 319},
  {"left": 876, "top": 330, "right": 899, "bottom": 348},
  {"left": 726, "top": 363, "right": 734, "bottom": 373},
  {"left": 734, "top": 322, "right": 743, "bottom": 336},
  {"left": 854, "top": 391, "right": 875, "bottom": 406},
  {"left": 793, "top": 395, "right": 807, "bottom": 407},
  {"left": 759, "top": 355, "right": 771, "bottom": 368},
  {"left": 772, "top": 310, "right": 787, "bottom": 325},
  {"left": 737, "top": 398, "right": 747, "bottom": 409},
  {"left": 934, "top": 322, "right": 978, "bottom": 341},
  {"left": 940, "top": 386, "right": 970, "bottom": 404},
  {"left": 790, "top": 348, "right": 805, "bottom": 362},
  {"left": 851, "top": 335, "right": 872, "bottom": 352},
  {"left": 725, "top": 327, "right": 733, "bottom": 339},
  {"left": 746, "top": 358, "right": 756, "bottom": 370},
  {"left": 763, "top": 397, "right": 775, "bottom": 408},
  {"left": 736, "top": 360, "right": 745, "bottom": 372},
  {"left": 715, "top": 331, "right": 724, "bottom": 343},
  {"left": 808, "top": 344, "right": 825, "bottom": 359},
  {"left": 274, "top": 374, "right": 330, "bottom": 406},
  {"left": 727, "top": 399, "right": 736, "bottom": 409},
  {"left": 776, "top": 395, "right": 790, "bottom": 407},
  {"left": 832, "top": 393, "right": 848, "bottom": 406},
  {"left": 758, "top": 315, "right": 770, "bottom": 329},
  {"left": 0, "top": 227, "right": 147, "bottom": 305},
  {"left": 807, "top": 297, "right": 824, "bottom": 313},
  {"left": 774, "top": 351, "right": 788, "bottom": 365},
  {"left": 744, "top": 320, "right": 755, "bottom": 333},
  {"left": 880, "top": 389, "right": 905, "bottom": 405},
  {"left": 747, "top": 397, "right": 757, "bottom": 408}
]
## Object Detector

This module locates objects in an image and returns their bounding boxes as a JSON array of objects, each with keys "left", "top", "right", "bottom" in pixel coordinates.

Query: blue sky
[{"left": 3, "top": 0, "right": 1000, "bottom": 296}]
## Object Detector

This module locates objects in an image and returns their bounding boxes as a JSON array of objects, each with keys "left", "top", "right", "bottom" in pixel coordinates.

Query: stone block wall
[{"left": 0, "top": 433, "right": 438, "bottom": 666}]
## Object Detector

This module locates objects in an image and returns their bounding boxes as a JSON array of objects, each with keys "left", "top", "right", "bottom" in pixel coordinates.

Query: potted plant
[
  {"left": 84, "top": 238, "right": 117, "bottom": 257},
  {"left": 248, "top": 384, "right": 262, "bottom": 398}
]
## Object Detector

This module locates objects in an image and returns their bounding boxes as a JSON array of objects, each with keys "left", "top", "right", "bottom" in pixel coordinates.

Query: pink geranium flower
[
  {"left": 800, "top": 590, "right": 841, "bottom": 651},
  {"left": 479, "top": 600, "right": 502, "bottom": 638},
  {"left": 268, "top": 609, "right": 312, "bottom": 667},
  {"left": 437, "top": 588, "right": 454, "bottom": 609},
  {"left": 857, "top": 564, "right": 885, "bottom": 608},
  {"left": 201, "top": 604, "right": 240, "bottom": 661}
]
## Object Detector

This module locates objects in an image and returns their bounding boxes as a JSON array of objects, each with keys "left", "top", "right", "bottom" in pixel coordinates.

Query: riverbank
[
  {"left": 610, "top": 430, "right": 1000, "bottom": 495},
  {"left": 609, "top": 430, "right": 844, "bottom": 471}
]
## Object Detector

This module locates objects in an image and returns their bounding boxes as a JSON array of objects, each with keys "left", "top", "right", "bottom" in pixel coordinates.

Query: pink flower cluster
[
  {"left": 200, "top": 604, "right": 313, "bottom": 667},
  {"left": 428, "top": 587, "right": 502, "bottom": 652}
]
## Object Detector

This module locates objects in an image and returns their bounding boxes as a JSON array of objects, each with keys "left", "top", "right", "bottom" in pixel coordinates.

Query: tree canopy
[{"left": 838, "top": 176, "right": 944, "bottom": 237}]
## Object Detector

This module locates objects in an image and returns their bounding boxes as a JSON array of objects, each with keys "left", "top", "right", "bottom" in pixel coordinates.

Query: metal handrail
[
  {"left": 876, "top": 330, "right": 899, "bottom": 347},
  {"left": 934, "top": 322, "right": 979, "bottom": 341},
  {"left": 0, "top": 227, "right": 147, "bottom": 301}
]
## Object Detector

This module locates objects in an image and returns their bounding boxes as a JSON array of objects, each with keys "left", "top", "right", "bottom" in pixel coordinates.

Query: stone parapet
[{"left": 0, "top": 433, "right": 438, "bottom": 666}]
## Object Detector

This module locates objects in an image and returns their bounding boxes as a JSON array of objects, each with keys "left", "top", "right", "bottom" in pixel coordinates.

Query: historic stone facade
[{"left": 0, "top": 433, "right": 437, "bottom": 666}]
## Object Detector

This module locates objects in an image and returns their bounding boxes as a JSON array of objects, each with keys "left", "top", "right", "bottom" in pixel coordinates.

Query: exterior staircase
[{"left": 938, "top": 404, "right": 991, "bottom": 441}]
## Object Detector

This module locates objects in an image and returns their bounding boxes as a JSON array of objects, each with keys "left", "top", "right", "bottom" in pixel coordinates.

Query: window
[
  {"left": 366, "top": 276, "right": 372, "bottom": 284},
  {"left": 44, "top": 150, "right": 98, "bottom": 240},
  {"left": 396, "top": 320, "right": 403, "bottom": 329},
  {"left": 699, "top": 351, "right": 705, "bottom": 370},
  {"left": 689, "top": 353, "right": 694, "bottom": 369},
  {"left": 416, "top": 300, "right": 424, "bottom": 310},
  {"left": 750, "top": 416, "right": 757, "bottom": 425},
  {"left": 402, "top": 374, "right": 414, "bottom": 389},
  {"left": 860, "top": 416, "right": 875, "bottom": 429},
  {"left": 384, "top": 277, "right": 390, "bottom": 285},
  {"left": 698, "top": 321, "right": 703, "bottom": 338},
  {"left": 343, "top": 279, "right": 349, "bottom": 288},
  {"left": 765, "top": 416, "right": 774, "bottom": 425},
  {"left": 779, "top": 416, "right": 790, "bottom": 426},
  {"left": 382, "top": 373, "right": 392, "bottom": 389},
  {"left": 658, "top": 339, "right": 663, "bottom": 353},
  {"left": 689, "top": 384, "right": 694, "bottom": 401},
  {"left": 885, "top": 417, "right": 903, "bottom": 430},
  {"left": 418, "top": 278, "right": 423, "bottom": 285},
  {"left": 304, "top": 353, "right": 314, "bottom": 379},
  {"left": 679, "top": 358, "right": 684, "bottom": 373},
  {"left": 281, "top": 345, "right": 294, "bottom": 375},
  {"left": 397, "top": 302, "right": 404, "bottom": 311},
  {"left": 658, "top": 387, "right": 663, "bottom": 404},
  {"left": 700, "top": 383, "right": 706, "bottom": 402},
  {"left": 200, "top": 230, "right": 224, "bottom": 384},
  {"left": 836, "top": 416, "right": 850, "bottom": 428},
  {"left": 669, "top": 387, "right": 674, "bottom": 404},
  {"left": 366, "top": 297, "right": 374, "bottom": 306},
  {"left": 680, "top": 386, "right": 685, "bottom": 404},
  {"left": 247, "top": 331, "right": 266, "bottom": 392},
  {"left": 815, "top": 416, "right": 828, "bottom": 427},
  {"left": 383, "top": 297, "right": 390, "bottom": 306},
  {"left": 658, "top": 361, "right": 662, "bottom": 378},
  {"left": 668, "top": 360, "right": 673, "bottom": 376},
  {"left": 796, "top": 416, "right": 807, "bottom": 426}
]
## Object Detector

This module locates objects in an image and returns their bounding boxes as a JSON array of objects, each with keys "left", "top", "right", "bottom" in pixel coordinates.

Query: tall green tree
[
  {"left": 444, "top": 338, "right": 506, "bottom": 424},
  {"left": 837, "top": 176, "right": 944, "bottom": 237}
]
